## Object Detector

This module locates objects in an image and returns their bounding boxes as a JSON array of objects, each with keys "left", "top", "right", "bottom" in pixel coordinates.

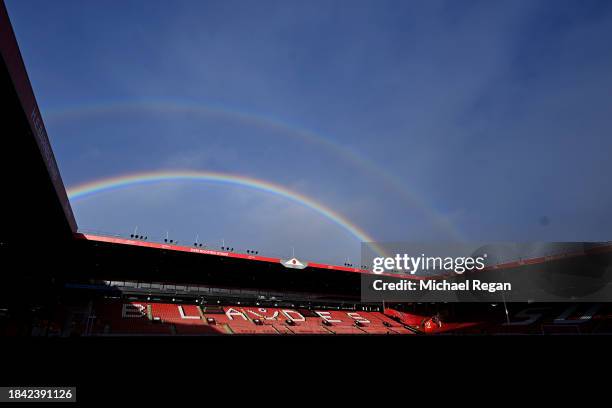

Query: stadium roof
[{"left": 1, "top": 2, "right": 76, "bottom": 243}]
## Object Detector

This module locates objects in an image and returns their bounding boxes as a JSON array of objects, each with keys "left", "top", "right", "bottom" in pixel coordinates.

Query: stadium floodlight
[{"left": 164, "top": 231, "right": 175, "bottom": 244}]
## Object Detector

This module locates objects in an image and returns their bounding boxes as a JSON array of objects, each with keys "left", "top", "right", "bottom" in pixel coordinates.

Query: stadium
[{"left": 2, "top": 0, "right": 612, "bottom": 343}]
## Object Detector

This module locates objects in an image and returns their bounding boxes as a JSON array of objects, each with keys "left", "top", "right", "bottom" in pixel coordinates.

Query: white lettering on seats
[
  {"left": 226, "top": 308, "right": 248, "bottom": 321},
  {"left": 246, "top": 308, "right": 279, "bottom": 320},
  {"left": 281, "top": 310, "right": 305, "bottom": 322},
  {"left": 315, "top": 311, "right": 341, "bottom": 323},
  {"left": 347, "top": 312, "right": 370, "bottom": 324},
  {"left": 178, "top": 305, "right": 200, "bottom": 319},
  {"left": 122, "top": 303, "right": 146, "bottom": 318}
]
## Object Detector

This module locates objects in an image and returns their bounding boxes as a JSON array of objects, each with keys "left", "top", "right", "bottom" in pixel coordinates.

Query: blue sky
[{"left": 6, "top": 0, "right": 612, "bottom": 264}]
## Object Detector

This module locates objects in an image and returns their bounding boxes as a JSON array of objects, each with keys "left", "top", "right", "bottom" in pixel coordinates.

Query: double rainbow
[{"left": 48, "top": 99, "right": 462, "bottom": 240}]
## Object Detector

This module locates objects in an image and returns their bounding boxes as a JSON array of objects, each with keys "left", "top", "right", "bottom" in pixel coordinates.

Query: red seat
[
  {"left": 288, "top": 325, "right": 332, "bottom": 334},
  {"left": 174, "top": 325, "right": 226, "bottom": 335},
  {"left": 92, "top": 301, "right": 172, "bottom": 335},
  {"left": 88, "top": 301, "right": 419, "bottom": 335},
  {"left": 226, "top": 322, "right": 279, "bottom": 334},
  {"left": 327, "top": 326, "right": 366, "bottom": 334},
  {"left": 151, "top": 303, "right": 204, "bottom": 325}
]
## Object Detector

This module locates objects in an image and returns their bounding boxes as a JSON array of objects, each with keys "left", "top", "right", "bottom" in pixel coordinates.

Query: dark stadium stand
[
  {"left": 85, "top": 300, "right": 418, "bottom": 335},
  {"left": 90, "top": 301, "right": 173, "bottom": 335}
]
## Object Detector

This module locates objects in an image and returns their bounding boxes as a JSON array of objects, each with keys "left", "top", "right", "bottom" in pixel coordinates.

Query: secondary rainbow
[{"left": 66, "top": 170, "right": 386, "bottom": 257}]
